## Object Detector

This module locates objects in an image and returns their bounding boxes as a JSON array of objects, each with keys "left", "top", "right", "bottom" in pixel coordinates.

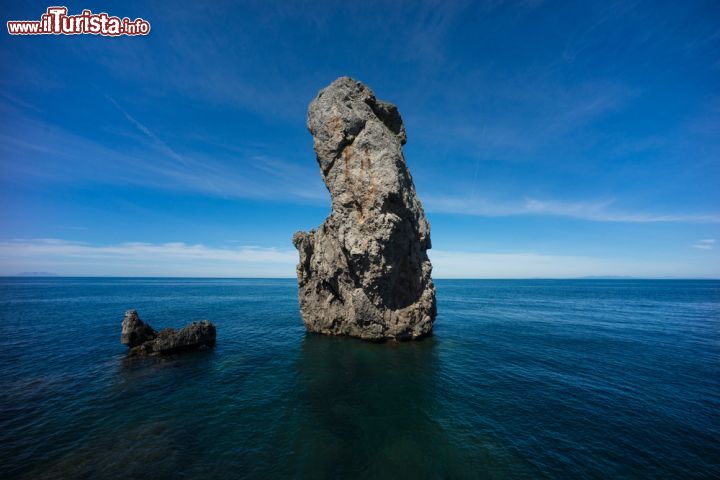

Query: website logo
[{"left": 7, "top": 6, "right": 151, "bottom": 36}]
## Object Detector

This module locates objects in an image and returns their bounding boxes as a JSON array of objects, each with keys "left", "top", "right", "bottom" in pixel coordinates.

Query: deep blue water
[{"left": 0, "top": 278, "right": 718, "bottom": 479}]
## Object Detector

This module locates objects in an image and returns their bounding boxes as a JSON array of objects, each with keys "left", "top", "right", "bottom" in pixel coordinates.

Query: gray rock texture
[
  {"left": 120, "top": 310, "right": 156, "bottom": 348},
  {"left": 120, "top": 309, "right": 216, "bottom": 356},
  {"left": 293, "top": 77, "right": 436, "bottom": 341}
]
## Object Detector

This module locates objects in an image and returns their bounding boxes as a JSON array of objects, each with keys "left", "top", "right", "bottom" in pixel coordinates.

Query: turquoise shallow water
[{"left": 0, "top": 278, "right": 718, "bottom": 479}]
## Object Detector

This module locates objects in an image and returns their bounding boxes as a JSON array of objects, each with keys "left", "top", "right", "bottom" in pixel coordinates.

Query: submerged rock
[
  {"left": 293, "top": 77, "right": 436, "bottom": 341},
  {"left": 120, "top": 310, "right": 216, "bottom": 356}
]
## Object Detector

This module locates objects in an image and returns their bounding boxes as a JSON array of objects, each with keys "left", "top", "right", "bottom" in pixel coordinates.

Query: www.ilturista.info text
[{"left": 7, "top": 7, "right": 150, "bottom": 36}]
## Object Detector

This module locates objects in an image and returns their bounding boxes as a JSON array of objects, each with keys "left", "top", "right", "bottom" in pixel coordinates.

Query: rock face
[
  {"left": 120, "top": 309, "right": 216, "bottom": 356},
  {"left": 293, "top": 77, "right": 436, "bottom": 341},
  {"left": 120, "top": 310, "right": 156, "bottom": 347}
]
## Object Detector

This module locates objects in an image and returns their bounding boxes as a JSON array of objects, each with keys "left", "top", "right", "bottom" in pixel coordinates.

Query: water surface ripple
[{"left": 0, "top": 278, "right": 718, "bottom": 478}]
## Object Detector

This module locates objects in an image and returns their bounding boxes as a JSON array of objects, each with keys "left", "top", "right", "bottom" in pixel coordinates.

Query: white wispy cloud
[
  {"left": 429, "top": 249, "right": 719, "bottom": 279},
  {"left": 0, "top": 239, "right": 297, "bottom": 277},
  {"left": 105, "top": 94, "right": 191, "bottom": 168},
  {"left": 424, "top": 196, "right": 720, "bottom": 223},
  {"left": 1, "top": 106, "right": 714, "bottom": 224},
  {"left": 0, "top": 239, "right": 295, "bottom": 262},
  {"left": 1, "top": 239, "right": 718, "bottom": 278},
  {"left": 692, "top": 239, "right": 716, "bottom": 250},
  {"left": 0, "top": 110, "right": 326, "bottom": 202},
  {"left": 406, "top": 77, "right": 636, "bottom": 160}
]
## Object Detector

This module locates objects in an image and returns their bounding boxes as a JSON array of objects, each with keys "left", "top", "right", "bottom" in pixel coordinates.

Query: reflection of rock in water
[
  {"left": 288, "top": 334, "right": 464, "bottom": 478},
  {"left": 115, "top": 347, "right": 217, "bottom": 400}
]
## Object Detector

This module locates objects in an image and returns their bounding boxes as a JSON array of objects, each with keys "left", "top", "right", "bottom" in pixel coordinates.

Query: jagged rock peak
[{"left": 120, "top": 309, "right": 156, "bottom": 348}]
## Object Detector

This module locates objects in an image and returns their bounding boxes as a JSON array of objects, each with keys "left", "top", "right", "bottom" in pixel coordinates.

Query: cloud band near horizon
[{"left": 1, "top": 239, "right": 717, "bottom": 279}]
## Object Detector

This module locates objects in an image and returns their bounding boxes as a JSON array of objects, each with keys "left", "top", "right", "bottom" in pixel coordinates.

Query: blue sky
[{"left": 1, "top": 0, "right": 719, "bottom": 277}]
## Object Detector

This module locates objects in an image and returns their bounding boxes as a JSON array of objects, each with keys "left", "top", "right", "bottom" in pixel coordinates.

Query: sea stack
[
  {"left": 120, "top": 309, "right": 216, "bottom": 356},
  {"left": 293, "top": 77, "right": 436, "bottom": 341}
]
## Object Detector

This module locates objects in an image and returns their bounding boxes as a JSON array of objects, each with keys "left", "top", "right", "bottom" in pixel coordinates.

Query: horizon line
[{"left": 3, "top": 275, "right": 719, "bottom": 281}]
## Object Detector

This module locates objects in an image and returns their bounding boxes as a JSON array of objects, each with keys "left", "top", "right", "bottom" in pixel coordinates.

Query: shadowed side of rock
[
  {"left": 120, "top": 310, "right": 156, "bottom": 347},
  {"left": 120, "top": 310, "right": 216, "bottom": 356},
  {"left": 293, "top": 77, "right": 436, "bottom": 341}
]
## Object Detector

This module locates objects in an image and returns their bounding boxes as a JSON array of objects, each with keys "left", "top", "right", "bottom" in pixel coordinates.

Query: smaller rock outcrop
[{"left": 120, "top": 309, "right": 216, "bottom": 356}]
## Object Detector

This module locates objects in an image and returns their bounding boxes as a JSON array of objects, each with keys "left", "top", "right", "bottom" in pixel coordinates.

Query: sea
[{"left": 0, "top": 278, "right": 718, "bottom": 479}]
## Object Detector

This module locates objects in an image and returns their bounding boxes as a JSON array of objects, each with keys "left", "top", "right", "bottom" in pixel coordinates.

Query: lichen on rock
[{"left": 293, "top": 77, "right": 436, "bottom": 341}]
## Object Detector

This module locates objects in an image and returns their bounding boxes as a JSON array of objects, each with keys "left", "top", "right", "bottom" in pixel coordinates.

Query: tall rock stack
[{"left": 293, "top": 77, "right": 436, "bottom": 341}]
